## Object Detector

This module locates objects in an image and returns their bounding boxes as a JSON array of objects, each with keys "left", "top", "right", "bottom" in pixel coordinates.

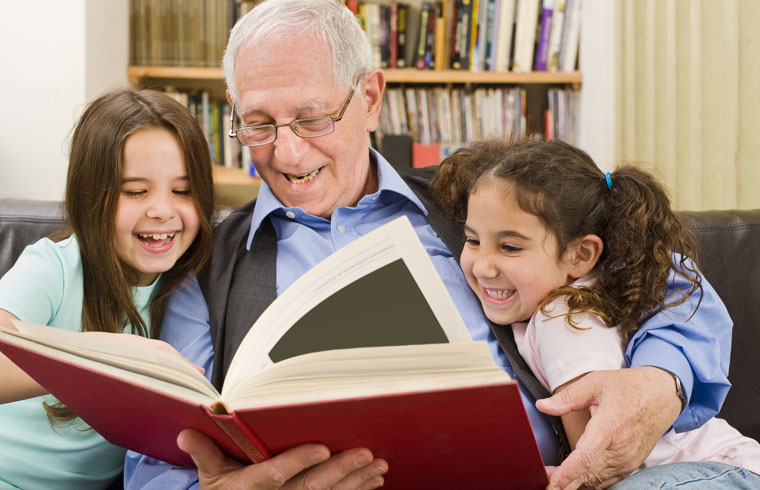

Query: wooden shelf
[
  {"left": 213, "top": 165, "right": 259, "bottom": 185},
  {"left": 213, "top": 166, "right": 261, "bottom": 206},
  {"left": 128, "top": 66, "right": 582, "bottom": 87},
  {"left": 382, "top": 69, "right": 582, "bottom": 86},
  {"left": 128, "top": 66, "right": 225, "bottom": 83}
]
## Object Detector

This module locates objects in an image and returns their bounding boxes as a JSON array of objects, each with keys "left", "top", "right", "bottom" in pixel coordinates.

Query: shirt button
[
  {"left": 337, "top": 224, "right": 346, "bottom": 233},
  {"left": 286, "top": 211, "right": 295, "bottom": 219}
]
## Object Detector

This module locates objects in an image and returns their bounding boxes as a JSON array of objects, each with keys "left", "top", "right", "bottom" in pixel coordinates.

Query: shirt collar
[{"left": 246, "top": 147, "right": 428, "bottom": 249}]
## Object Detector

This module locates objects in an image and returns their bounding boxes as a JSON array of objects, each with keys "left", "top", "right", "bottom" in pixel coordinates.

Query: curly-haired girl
[{"left": 430, "top": 138, "right": 760, "bottom": 477}]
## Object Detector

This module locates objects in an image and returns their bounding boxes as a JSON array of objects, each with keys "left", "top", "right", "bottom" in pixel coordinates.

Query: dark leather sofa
[{"left": 0, "top": 199, "right": 758, "bottom": 457}]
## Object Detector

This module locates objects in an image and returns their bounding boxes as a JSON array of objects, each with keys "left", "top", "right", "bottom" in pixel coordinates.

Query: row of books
[
  {"left": 129, "top": 0, "right": 262, "bottom": 67},
  {"left": 350, "top": 0, "right": 582, "bottom": 73},
  {"left": 163, "top": 89, "right": 253, "bottom": 172},
  {"left": 378, "top": 85, "right": 576, "bottom": 145},
  {"left": 545, "top": 87, "right": 577, "bottom": 144}
]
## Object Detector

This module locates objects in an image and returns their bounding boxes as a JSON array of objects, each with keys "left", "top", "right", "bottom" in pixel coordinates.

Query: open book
[{"left": 0, "top": 217, "right": 547, "bottom": 489}]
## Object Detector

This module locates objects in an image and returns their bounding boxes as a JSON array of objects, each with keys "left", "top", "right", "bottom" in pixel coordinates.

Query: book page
[
  {"left": 225, "top": 342, "right": 512, "bottom": 410},
  {"left": 224, "top": 216, "right": 472, "bottom": 393},
  {"left": 3, "top": 321, "right": 218, "bottom": 399}
]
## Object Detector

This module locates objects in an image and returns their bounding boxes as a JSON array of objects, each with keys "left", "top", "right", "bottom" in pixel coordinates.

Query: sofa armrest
[
  {"left": 0, "top": 199, "right": 67, "bottom": 277},
  {"left": 679, "top": 209, "right": 760, "bottom": 442}
]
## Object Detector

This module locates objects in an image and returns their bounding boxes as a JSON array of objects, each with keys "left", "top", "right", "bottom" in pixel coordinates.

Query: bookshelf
[{"left": 128, "top": 0, "right": 585, "bottom": 205}]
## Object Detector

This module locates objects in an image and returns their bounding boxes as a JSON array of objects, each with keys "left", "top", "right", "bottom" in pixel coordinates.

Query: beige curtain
[{"left": 615, "top": 0, "right": 760, "bottom": 211}]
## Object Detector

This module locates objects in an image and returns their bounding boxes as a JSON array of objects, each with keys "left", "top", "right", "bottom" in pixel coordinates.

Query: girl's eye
[
  {"left": 502, "top": 244, "right": 522, "bottom": 253},
  {"left": 464, "top": 238, "right": 479, "bottom": 247},
  {"left": 122, "top": 190, "right": 145, "bottom": 197},
  {"left": 173, "top": 189, "right": 192, "bottom": 196}
]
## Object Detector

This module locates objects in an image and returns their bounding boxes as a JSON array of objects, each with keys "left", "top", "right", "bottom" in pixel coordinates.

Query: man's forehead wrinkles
[{"left": 237, "top": 98, "right": 328, "bottom": 119}]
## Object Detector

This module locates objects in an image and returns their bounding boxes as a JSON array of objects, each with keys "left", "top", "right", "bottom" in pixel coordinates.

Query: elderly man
[{"left": 125, "top": 1, "right": 736, "bottom": 488}]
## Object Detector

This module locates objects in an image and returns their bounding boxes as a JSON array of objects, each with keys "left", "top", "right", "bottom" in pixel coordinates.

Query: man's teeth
[
  {"left": 485, "top": 288, "right": 513, "bottom": 299},
  {"left": 139, "top": 233, "right": 175, "bottom": 240},
  {"left": 287, "top": 168, "right": 320, "bottom": 184}
]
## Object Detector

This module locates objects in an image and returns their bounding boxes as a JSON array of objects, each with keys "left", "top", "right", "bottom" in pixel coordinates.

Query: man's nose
[{"left": 272, "top": 125, "right": 309, "bottom": 165}]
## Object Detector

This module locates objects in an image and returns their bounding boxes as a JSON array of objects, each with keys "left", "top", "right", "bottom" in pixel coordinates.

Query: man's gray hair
[{"left": 223, "top": 0, "right": 372, "bottom": 102}]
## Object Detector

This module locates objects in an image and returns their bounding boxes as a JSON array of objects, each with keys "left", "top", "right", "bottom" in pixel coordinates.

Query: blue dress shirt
[{"left": 124, "top": 150, "right": 732, "bottom": 489}]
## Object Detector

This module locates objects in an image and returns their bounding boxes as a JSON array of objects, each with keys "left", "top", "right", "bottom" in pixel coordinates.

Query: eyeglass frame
[{"left": 228, "top": 89, "right": 355, "bottom": 147}]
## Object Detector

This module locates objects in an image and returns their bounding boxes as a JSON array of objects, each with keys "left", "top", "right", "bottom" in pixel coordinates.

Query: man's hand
[
  {"left": 537, "top": 367, "right": 682, "bottom": 490},
  {"left": 177, "top": 428, "right": 388, "bottom": 490}
]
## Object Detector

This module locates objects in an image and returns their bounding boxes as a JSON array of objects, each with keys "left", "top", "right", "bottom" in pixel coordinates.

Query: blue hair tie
[{"left": 605, "top": 172, "right": 613, "bottom": 190}]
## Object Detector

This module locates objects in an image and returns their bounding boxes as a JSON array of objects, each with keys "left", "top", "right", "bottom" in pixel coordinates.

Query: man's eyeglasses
[{"left": 228, "top": 90, "right": 354, "bottom": 147}]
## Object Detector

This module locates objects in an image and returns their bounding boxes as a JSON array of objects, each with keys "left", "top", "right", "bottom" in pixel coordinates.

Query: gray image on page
[{"left": 268, "top": 259, "right": 449, "bottom": 363}]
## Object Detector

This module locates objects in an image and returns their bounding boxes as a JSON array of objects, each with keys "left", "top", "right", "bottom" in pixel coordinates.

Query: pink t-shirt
[{"left": 511, "top": 275, "right": 760, "bottom": 474}]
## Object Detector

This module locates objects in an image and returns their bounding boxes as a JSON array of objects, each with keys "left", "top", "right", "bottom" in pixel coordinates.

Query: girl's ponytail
[{"left": 593, "top": 166, "right": 702, "bottom": 341}]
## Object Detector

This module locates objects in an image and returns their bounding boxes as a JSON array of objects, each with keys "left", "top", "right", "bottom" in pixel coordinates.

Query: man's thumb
[
  {"left": 536, "top": 375, "right": 597, "bottom": 416},
  {"left": 177, "top": 428, "right": 225, "bottom": 473}
]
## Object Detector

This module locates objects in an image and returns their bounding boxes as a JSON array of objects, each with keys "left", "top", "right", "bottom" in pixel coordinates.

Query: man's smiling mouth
[{"left": 286, "top": 168, "right": 320, "bottom": 184}]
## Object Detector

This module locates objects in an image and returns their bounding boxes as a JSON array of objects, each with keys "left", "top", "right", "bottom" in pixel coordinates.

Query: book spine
[
  {"left": 390, "top": 3, "right": 398, "bottom": 68},
  {"left": 345, "top": 0, "right": 359, "bottom": 16},
  {"left": 493, "top": 0, "right": 515, "bottom": 72},
  {"left": 534, "top": 0, "right": 553, "bottom": 71},
  {"left": 450, "top": 0, "right": 464, "bottom": 69},
  {"left": 415, "top": 3, "right": 430, "bottom": 69},
  {"left": 486, "top": 0, "right": 499, "bottom": 71},
  {"left": 396, "top": 3, "right": 409, "bottom": 68},
  {"left": 434, "top": 2, "right": 447, "bottom": 70},
  {"left": 448, "top": 0, "right": 460, "bottom": 69},
  {"left": 424, "top": 2, "right": 439, "bottom": 69},
  {"left": 379, "top": 4, "right": 391, "bottom": 69},
  {"left": 546, "top": 0, "right": 566, "bottom": 72},
  {"left": 366, "top": 3, "right": 382, "bottom": 69},
  {"left": 559, "top": 0, "right": 581, "bottom": 72},
  {"left": 468, "top": 0, "right": 480, "bottom": 71},
  {"left": 205, "top": 405, "right": 271, "bottom": 463}
]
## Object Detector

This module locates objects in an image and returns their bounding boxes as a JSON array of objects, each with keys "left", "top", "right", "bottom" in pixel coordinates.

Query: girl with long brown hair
[{"left": 0, "top": 88, "right": 214, "bottom": 489}]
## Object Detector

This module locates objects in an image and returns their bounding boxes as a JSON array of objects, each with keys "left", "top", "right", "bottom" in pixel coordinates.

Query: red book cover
[
  {"left": 412, "top": 142, "right": 442, "bottom": 167},
  {"left": 345, "top": 0, "right": 359, "bottom": 16},
  {"left": 0, "top": 337, "right": 548, "bottom": 489}
]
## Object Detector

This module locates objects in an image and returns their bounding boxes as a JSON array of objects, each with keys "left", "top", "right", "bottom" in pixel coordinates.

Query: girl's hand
[{"left": 0, "top": 309, "right": 47, "bottom": 402}]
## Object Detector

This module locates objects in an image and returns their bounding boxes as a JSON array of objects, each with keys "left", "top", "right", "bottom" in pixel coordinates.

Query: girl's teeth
[
  {"left": 140, "top": 233, "right": 174, "bottom": 240},
  {"left": 287, "top": 168, "right": 320, "bottom": 184},
  {"left": 485, "top": 288, "right": 513, "bottom": 299}
]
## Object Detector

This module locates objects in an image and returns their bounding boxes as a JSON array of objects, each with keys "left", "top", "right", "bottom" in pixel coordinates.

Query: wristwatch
[{"left": 670, "top": 371, "right": 687, "bottom": 413}]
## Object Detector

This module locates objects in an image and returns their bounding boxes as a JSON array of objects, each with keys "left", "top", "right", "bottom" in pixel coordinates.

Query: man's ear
[
  {"left": 361, "top": 69, "right": 385, "bottom": 132},
  {"left": 226, "top": 90, "right": 234, "bottom": 107},
  {"left": 566, "top": 234, "right": 603, "bottom": 279}
]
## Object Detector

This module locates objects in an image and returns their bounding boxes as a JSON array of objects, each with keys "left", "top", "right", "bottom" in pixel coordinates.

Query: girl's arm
[
  {"left": 0, "top": 308, "right": 46, "bottom": 404},
  {"left": 553, "top": 373, "right": 592, "bottom": 450}
]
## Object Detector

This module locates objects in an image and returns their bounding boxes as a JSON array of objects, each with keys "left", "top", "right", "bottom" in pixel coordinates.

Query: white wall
[
  {"left": 576, "top": 0, "right": 617, "bottom": 172},
  {"left": 0, "top": 0, "right": 128, "bottom": 201}
]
